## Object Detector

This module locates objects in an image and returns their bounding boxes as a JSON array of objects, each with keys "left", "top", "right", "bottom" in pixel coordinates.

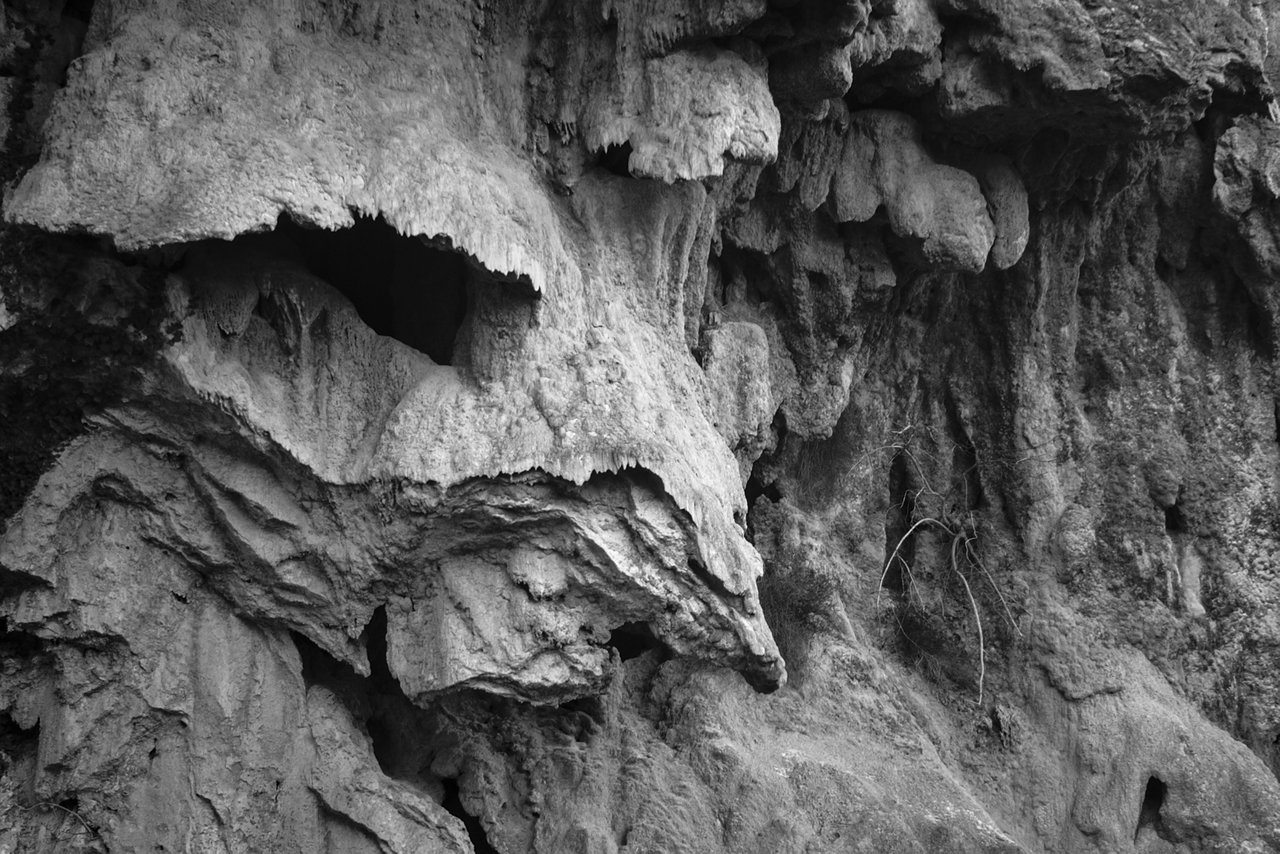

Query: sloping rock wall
[{"left": 3, "top": 0, "right": 1280, "bottom": 851}]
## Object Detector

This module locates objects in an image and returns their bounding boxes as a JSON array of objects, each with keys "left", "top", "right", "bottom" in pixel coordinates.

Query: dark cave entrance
[
  {"left": 606, "top": 621, "right": 669, "bottom": 662},
  {"left": 276, "top": 214, "right": 469, "bottom": 365},
  {"left": 360, "top": 605, "right": 407, "bottom": 775},
  {"left": 363, "top": 605, "right": 401, "bottom": 694},
  {"left": 0, "top": 710, "right": 39, "bottom": 801},
  {"left": 745, "top": 471, "right": 783, "bottom": 509},
  {"left": 292, "top": 621, "right": 419, "bottom": 785},
  {"left": 1135, "top": 776, "right": 1170, "bottom": 843},
  {"left": 594, "top": 142, "right": 635, "bottom": 178},
  {"left": 441, "top": 777, "right": 498, "bottom": 854},
  {"left": 292, "top": 613, "right": 499, "bottom": 854}
]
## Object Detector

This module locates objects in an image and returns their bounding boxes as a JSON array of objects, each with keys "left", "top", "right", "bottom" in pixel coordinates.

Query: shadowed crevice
[
  {"left": 276, "top": 214, "right": 469, "bottom": 365},
  {"left": 1136, "top": 776, "right": 1172, "bottom": 844},
  {"left": 606, "top": 621, "right": 669, "bottom": 662},
  {"left": 595, "top": 141, "right": 636, "bottom": 178},
  {"left": 440, "top": 777, "right": 499, "bottom": 854},
  {"left": 0, "top": 710, "right": 40, "bottom": 802}
]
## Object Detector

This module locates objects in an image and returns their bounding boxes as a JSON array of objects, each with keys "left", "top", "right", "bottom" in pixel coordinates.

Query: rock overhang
[
  {"left": 5, "top": 0, "right": 1272, "bottom": 715},
  {"left": 2, "top": 0, "right": 792, "bottom": 700},
  {"left": 153, "top": 214, "right": 786, "bottom": 698}
]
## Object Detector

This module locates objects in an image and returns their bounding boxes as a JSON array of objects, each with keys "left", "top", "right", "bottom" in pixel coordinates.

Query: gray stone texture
[{"left": 3, "top": 0, "right": 1280, "bottom": 851}]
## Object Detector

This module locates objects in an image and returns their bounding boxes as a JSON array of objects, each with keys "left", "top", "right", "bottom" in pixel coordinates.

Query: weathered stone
[
  {"left": 956, "top": 152, "right": 1030, "bottom": 270},
  {"left": 830, "top": 110, "right": 996, "bottom": 272},
  {"left": 701, "top": 321, "right": 774, "bottom": 477},
  {"left": 586, "top": 47, "right": 781, "bottom": 181},
  {"left": 5, "top": 0, "right": 1280, "bottom": 851}
]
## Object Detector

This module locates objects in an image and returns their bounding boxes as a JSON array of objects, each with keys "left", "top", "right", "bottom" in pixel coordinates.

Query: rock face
[{"left": 4, "top": 0, "right": 1280, "bottom": 851}]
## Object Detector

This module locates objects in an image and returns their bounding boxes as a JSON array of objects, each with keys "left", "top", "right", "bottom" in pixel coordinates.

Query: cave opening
[
  {"left": 292, "top": 624, "right": 435, "bottom": 788},
  {"left": 606, "top": 621, "right": 669, "bottom": 662},
  {"left": 291, "top": 630, "right": 368, "bottom": 701},
  {"left": 364, "top": 715, "right": 398, "bottom": 780},
  {"left": 441, "top": 777, "right": 498, "bottom": 854},
  {"left": 595, "top": 142, "right": 635, "bottom": 178},
  {"left": 1164, "top": 503, "right": 1186, "bottom": 534},
  {"left": 275, "top": 214, "right": 469, "bottom": 365},
  {"left": 49, "top": 0, "right": 99, "bottom": 91},
  {"left": 1135, "top": 776, "right": 1169, "bottom": 842},
  {"left": 359, "top": 605, "right": 419, "bottom": 778},
  {"left": 360, "top": 604, "right": 399, "bottom": 778},
  {"left": 744, "top": 411, "right": 789, "bottom": 524},
  {"left": 0, "top": 617, "right": 45, "bottom": 657},
  {"left": 0, "top": 711, "right": 38, "bottom": 756},
  {"left": 0, "top": 711, "right": 39, "bottom": 799},
  {"left": 293, "top": 625, "right": 400, "bottom": 773},
  {"left": 843, "top": 80, "right": 934, "bottom": 115},
  {"left": 745, "top": 472, "right": 783, "bottom": 508},
  {"left": 364, "top": 605, "right": 402, "bottom": 696}
]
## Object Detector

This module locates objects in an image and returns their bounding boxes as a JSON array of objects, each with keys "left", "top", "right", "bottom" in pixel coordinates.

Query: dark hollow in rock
[
  {"left": 293, "top": 620, "right": 446, "bottom": 794},
  {"left": 745, "top": 471, "right": 783, "bottom": 509},
  {"left": 595, "top": 141, "right": 635, "bottom": 178},
  {"left": 364, "top": 604, "right": 403, "bottom": 696},
  {"left": 0, "top": 711, "right": 39, "bottom": 801},
  {"left": 441, "top": 777, "right": 498, "bottom": 854},
  {"left": 276, "top": 214, "right": 469, "bottom": 365},
  {"left": 606, "top": 621, "right": 669, "bottom": 662},
  {"left": 1136, "top": 775, "right": 1170, "bottom": 842}
]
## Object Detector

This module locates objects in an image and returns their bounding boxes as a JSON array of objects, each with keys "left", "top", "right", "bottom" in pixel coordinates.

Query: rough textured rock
[
  {"left": 829, "top": 109, "right": 997, "bottom": 273},
  {"left": 5, "top": 0, "right": 1280, "bottom": 852}
]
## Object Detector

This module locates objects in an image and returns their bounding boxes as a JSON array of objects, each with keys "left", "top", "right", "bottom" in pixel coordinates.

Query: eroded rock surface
[{"left": 4, "top": 0, "right": 1280, "bottom": 851}]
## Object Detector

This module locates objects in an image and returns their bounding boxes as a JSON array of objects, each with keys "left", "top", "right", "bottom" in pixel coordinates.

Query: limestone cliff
[{"left": 3, "top": 0, "right": 1280, "bottom": 851}]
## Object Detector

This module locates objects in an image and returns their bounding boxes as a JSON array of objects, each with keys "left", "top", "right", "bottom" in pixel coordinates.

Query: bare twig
[
  {"left": 950, "top": 532, "right": 985, "bottom": 706},
  {"left": 877, "top": 516, "right": 955, "bottom": 605},
  {"left": 872, "top": 423, "right": 1035, "bottom": 705},
  {"left": 17, "top": 800, "right": 100, "bottom": 841}
]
